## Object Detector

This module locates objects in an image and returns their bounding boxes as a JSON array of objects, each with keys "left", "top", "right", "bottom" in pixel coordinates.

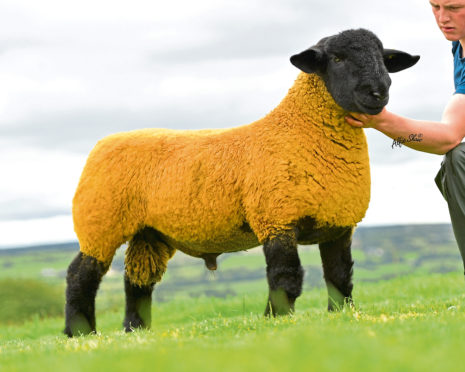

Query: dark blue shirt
[{"left": 453, "top": 41, "right": 465, "bottom": 94}]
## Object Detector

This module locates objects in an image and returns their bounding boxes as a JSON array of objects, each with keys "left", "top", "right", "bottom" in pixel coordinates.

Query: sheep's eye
[{"left": 333, "top": 56, "right": 343, "bottom": 63}]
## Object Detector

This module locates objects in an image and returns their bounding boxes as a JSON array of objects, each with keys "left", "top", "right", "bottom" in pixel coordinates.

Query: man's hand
[
  {"left": 344, "top": 96, "right": 465, "bottom": 154},
  {"left": 345, "top": 108, "right": 389, "bottom": 129}
]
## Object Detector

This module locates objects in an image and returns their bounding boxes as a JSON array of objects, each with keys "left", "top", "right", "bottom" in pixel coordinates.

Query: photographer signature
[{"left": 392, "top": 134, "right": 423, "bottom": 149}]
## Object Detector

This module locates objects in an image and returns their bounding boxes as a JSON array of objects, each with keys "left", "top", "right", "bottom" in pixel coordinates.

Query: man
[{"left": 345, "top": 0, "right": 465, "bottom": 273}]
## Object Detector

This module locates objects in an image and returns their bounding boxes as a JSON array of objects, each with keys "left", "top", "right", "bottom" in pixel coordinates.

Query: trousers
[{"left": 435, "top": 142, "right": 465, "bottom": 274}]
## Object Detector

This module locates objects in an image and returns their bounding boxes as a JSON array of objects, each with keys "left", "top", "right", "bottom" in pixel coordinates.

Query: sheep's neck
[{"left": 267, "top": 73, "right": 352, "bottom": 138}]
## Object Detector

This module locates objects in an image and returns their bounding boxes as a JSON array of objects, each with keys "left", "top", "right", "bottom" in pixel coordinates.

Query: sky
[{"left": 0, "top": 0, "right": 456, "bottom": 248}]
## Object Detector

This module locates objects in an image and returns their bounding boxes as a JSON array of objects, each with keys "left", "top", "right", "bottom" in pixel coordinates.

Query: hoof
[
  {"left": 123, "top": 317, "right": 149, "bottom": 333},
  {"left": 64, "top": 313, "right": 94, "bottom": 337},
  {"left": 123, "top": 314, "right": 150, "bottom": 333},
  {"left": 264, "top": 288, "right": 295, "bottom": 317},
  {"left": 326, "top": 282, "right": 350, "bottom": 311},
  {"left": 123, "top": 301, "right": 151, "bottom": 333}
]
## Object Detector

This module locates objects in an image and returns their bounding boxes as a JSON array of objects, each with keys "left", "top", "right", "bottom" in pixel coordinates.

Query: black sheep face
[{"left": 290, "top": 29, "right": 420, "bottom": 115}]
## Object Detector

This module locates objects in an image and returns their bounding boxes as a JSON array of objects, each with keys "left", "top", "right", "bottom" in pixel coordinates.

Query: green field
[
  {"left": 1, "top": 224, "right": 465, "bottom": 371},
  {"left": 1, "top": 274, "right": 465, "bottom": 372}
]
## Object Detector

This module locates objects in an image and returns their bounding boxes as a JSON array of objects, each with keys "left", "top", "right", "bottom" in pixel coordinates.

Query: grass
[
  {"left": 0, "top": 279, "right": 64, "bottom": 324},
  {"left": 1, "top": 272, "right": 465, "bottom": 372}
]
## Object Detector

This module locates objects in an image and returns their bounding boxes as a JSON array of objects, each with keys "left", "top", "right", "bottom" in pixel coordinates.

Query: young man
[{"left": 345, "top": 0, "right": 465, "bottom": 274}]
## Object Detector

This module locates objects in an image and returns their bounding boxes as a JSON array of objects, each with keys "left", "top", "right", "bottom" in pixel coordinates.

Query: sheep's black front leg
[
  {"left": 123, "top": 275, "right": 154, "bottom": 332},
  {"left": 318, "top": 229, "right": 354, "bottom": 311},
  {"left": 64, "top": 252, "right": 107, "bottom": 337},
  {"left": 263, "top": 234, "right": 304, "bottom": 316}
]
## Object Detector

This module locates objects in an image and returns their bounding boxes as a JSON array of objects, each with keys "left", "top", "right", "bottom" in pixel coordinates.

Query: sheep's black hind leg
[
  {"left": 263, "top": 234, "right": 304, "bottom": 316},
  {"left": 123, "top": 227, "right": 175, "bottom": 332},
  {"left": 123, "top": 274, "right": 154, "bottom": 332},
  {"left": 64, "top": 252, "right": 107, "bottom": 337},
  {"left": 318, "top": 229, "right": 354, "bottom": 311}
]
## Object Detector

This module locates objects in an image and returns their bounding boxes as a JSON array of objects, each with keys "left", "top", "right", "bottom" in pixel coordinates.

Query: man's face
[{"left": 430, "top": 0, "right": 465, "bottom": 41}]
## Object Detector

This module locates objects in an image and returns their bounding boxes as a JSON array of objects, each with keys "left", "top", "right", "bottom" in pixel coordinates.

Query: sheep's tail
[{"left": 125, "top": 227, "right": 176, "bottom": 287}]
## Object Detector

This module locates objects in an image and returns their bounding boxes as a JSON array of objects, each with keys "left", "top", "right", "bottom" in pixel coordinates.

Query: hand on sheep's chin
[{"left": 345, "top": 107, "right": 388, "bottom": 129}]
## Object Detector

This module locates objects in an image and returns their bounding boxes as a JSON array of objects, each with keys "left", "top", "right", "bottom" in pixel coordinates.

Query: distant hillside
[
  {"left": 0, "top": 223, "right": 456, "bottom": 256},
  {"left": 350, "top": 223, "right": 461, "bottom": 282},
  {"left": 0, "top": 241, "right": 78, "bottom": 256},
  {"left": 0, "top": 223, "right": 461, "bottom": 302},
  {"left": 353, "top": 223, "right": 456, "bottom": 252}
]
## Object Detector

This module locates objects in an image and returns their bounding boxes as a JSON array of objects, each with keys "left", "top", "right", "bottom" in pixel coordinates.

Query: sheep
[{"left": 64, "top": 28, "right": 419, "bottom": 337}]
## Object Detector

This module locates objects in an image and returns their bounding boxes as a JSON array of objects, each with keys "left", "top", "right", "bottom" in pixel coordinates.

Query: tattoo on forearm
[{"left": 392, "top": 134, "right": 423, "bottom": 149}]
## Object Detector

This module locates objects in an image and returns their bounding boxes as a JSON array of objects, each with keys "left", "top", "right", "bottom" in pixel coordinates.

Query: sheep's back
[{"left": 73, "top": 126, "right": 256, "bottom": 257}]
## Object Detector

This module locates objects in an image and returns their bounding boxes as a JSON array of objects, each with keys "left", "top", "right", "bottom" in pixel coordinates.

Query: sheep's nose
[{"left": 371, "top": 91, "right": 386, "bottom": 101}]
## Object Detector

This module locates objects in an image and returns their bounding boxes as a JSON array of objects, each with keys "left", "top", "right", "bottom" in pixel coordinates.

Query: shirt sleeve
[
  {"left": 455, "top": 68, "right": 465, "bottom": 94},
  {"left": 453, "top": 41, "right": 465, "bottom": 94}
]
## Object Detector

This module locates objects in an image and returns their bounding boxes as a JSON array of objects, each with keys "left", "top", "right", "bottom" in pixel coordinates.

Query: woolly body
[
  {"left": 64, "top": 29, "right": 420, "bottom": 337},
  {"left": 73, "top": 73, "right": 370, "bottom": 266}
]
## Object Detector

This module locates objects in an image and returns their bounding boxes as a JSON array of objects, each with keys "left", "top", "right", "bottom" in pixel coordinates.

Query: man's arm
[{"left": 345, "top": 93, "right": 465, "bottom": 155}]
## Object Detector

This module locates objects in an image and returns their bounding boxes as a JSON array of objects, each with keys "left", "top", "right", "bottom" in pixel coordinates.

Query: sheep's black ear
[
  {"left": 290, "top": 48, "right": 326, "bottom": 74},
  {"left": 383, "top": 49, "right": 420, "bottom": 73}
]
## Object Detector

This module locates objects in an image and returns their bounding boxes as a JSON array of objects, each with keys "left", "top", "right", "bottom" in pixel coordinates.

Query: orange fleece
[{"left": 73, "top": 73, "right": 370, "bottom": 265}]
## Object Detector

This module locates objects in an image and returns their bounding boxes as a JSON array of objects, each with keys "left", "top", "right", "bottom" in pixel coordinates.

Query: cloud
[
  {"left": 363, "top": 157, "right": 449, "bottom": 226},
  {"left": 0, "top": 0, "right": 456, "bottom": 236},
  {"left": 0, "top": 81, "right": 286, "bottom": 153},
  {"left": 0, "top": 215, "right": 76, "bottom": 248},
  {"left": 0, "top": 38, "right": 39, "bottom": 55},
  {"left": 0, "top": 0, "right": 448, "bottom": 151},
  {"left": 0, "top": 199, "right": 69, "bottom": 221},
  {"left": 0, "top": 142, "right": 85, "bottom": 220}
]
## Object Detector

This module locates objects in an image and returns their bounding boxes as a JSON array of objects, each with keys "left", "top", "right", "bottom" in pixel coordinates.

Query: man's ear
[
  {"left": 383, "top": 49, "right": 420, "bottom": 73},
  {"left": 290, "top": 47, "right": 327, "bottom": 74}
]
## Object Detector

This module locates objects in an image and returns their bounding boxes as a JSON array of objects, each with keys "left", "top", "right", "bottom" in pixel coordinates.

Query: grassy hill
[
  {"left": 0, "top": 223, "right": 461, "bottom": 305},
  {"left": 1, "top": 273, "right": 465, "bottom": 372},
  {"left": 0, "top": 223, "right": 464, "bottom": 371}
]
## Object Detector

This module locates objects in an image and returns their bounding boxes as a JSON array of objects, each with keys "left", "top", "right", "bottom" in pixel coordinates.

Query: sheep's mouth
[
  {"left": 354, "top": 97, "right": 388, "bottom": 115},
  {"left": 357, "top": 104, "right": 384, "bottom": 115}
]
